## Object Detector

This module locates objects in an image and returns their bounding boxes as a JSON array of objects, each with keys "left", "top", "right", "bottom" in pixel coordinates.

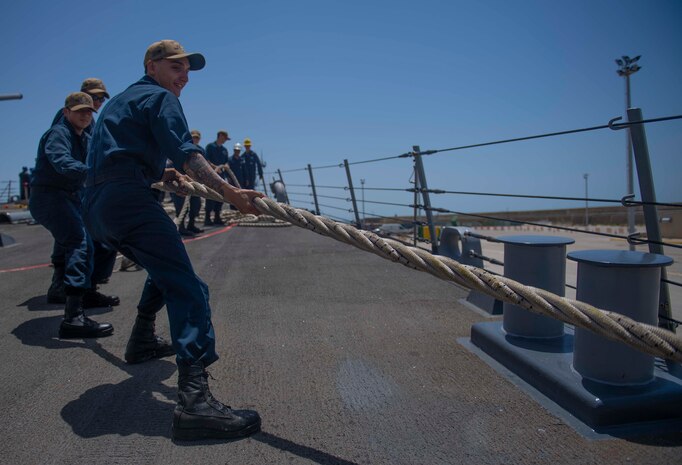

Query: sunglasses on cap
[{"left": 90, "top": 95, "right": 106, "bottom": 103}]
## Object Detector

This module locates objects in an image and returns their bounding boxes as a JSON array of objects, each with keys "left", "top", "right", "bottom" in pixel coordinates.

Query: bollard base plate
[
  {"left": 0, "top": 232, "right": 16, "bottom": 247},
  {"left": 462, "top": 321, "right": 682, "bottom": 437},
  {"left": 461, "top": 291, "right": 503, "bottom": 316}
]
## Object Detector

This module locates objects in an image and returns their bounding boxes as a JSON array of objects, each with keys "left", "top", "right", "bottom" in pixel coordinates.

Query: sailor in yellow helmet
[{"left": 241, "top": 138, "right": 263, "bottom": 190}]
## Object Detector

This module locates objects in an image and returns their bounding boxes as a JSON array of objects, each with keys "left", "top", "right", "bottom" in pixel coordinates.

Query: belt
[
  {"left": 85, "top": 160, "right": 153, "bottom": 187},
  {"left": 31, "top": 185, "right": 79, "bottom": 196}
]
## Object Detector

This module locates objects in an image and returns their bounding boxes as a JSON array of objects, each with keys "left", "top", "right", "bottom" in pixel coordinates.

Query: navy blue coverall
[
  {"left": 228, "top": 154, "right": 245, "bottom": 188},
  {"left": 83, "top": 75, "right": 217, "bottom": 366},
  {"left": 29, "top": 119, "right": 93, "bottom": 293},
  {"left": 204, "top": 141, "right": 229, "bottom": 219},
  {"left": 241, "top": 150, "right": 263, "bottom": 190},
  {"left": 49, "top": 109, "right": 117, "bottom": 283}
]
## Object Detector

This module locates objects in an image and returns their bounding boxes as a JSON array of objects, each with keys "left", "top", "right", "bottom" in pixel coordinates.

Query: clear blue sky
[{"left": 1, "top": 0, "right": 680, "bottom": 220}]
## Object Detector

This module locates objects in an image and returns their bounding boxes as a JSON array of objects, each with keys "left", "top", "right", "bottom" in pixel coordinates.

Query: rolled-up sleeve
[{"left": 43, "top": 127, "right": 88, "bottom": 181}]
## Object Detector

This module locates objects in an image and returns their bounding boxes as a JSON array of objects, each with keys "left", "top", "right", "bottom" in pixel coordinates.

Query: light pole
[
  {"left": 616, "top": 55, "right": 641, "bottom": 250},
  {"left": 360, "top": 178, "right": 365, "bottom": 228},
  {"left": 583, "top": 173, "right": 589, "bottom": 228}
]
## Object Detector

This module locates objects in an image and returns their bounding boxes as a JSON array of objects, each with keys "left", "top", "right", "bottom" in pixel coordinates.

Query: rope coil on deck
[{"left": 153, "top": 180, "right": 682, "bottom": 363}]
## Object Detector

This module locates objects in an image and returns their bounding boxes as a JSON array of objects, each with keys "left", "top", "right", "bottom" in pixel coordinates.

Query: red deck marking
[
  {"left": 0, "top": 263, "right": 51, "bottom": 273},
  {"left": 0, "top": 224, "right": 237, "bottom": 273},
  {"left": 182, "top": 223, "right": 236, "bottom": 243}
]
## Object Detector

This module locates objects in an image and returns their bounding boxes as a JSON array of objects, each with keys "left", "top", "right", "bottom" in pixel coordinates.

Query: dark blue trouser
[
  {"left": 51, "top": 240, "right": 117, "bottom": 284},
  {"left": 171, "top": 193, "right": 201, "bottom": 224},
  {"left": 83, "top": 179, "right": 218, "bottom": 366},
  {"left": 29, "top": 187, "right": 92, "bottom": 292},
  {"left": 204, "top": 199, "right": 223, "bottom": 221}
]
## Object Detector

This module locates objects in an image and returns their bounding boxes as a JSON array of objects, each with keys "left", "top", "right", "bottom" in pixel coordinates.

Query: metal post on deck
[
  {"left": 412, "top": 165, "right": 420, "bottom": 247},
  {"left": 307, "top": 164, "right": 320, "bottom": 215},
  {"left": 413, "top": 146, "right": 438, "bottom": 254},
  {"left": 343, "top": 159, "right": 362, "bottom": 227},
  {"left": 627, "top": 107, "right": 674, "bottom": 331}
]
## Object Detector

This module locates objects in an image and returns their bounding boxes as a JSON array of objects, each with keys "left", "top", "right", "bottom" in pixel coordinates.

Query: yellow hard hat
[{"left": 243, "top": 138, "right": 252, "bottom": 146}]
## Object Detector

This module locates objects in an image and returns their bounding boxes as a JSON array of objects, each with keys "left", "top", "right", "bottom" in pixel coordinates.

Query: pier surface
[{"left": 1, "top": 221, "right": 680, "bottom": 464}]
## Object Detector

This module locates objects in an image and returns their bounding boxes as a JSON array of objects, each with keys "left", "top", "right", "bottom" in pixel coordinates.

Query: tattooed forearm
[
  {"left": 184, "top": 153, "right": 233, "bottom": 194},
  {"left": 183, "top": 152, "right": 264, "bottom": 216}
]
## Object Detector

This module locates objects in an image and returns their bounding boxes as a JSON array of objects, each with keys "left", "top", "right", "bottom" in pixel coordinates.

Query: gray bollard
[
  {"left": 568, "top": 250, "right": 673, "bottom": 385},
  {"left": 499, "top": 235, "right": 574, "bottom": 338}
]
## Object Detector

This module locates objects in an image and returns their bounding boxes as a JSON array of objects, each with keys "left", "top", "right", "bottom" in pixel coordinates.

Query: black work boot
[
  {"left": 59, "top": 295, "right": 114, "bottom": 339},
  {"left": 125, "top": 315, "right": 175, "bottom": 364},
  {"left": 187, "top": 220, "right": 203, "bottom": 234},
  {"left": 172, "top": 362, "right": 261, "bottom": 441},
  {"left": 178, "top": 225, "right": 196, "bottom": 237},
  {"left": 82, "top": 286, "right": 120, "bottom": 308},
  {"left": 119, "top": 257, "right": 141, "bottom": 272},
  {"left": 46, "top": 265, "right": 66, "bottom": 304}
]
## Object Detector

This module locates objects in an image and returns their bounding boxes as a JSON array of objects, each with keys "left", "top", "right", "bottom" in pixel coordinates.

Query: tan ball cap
[
  {"left": 81, "top": 78, "right": 110, "bottom": 98},
  {"left": 144, "top": 40, "right": 206, "bottom": 71},
  {"left": 65, "top": 92, "right": 97, "bottom": 112}
]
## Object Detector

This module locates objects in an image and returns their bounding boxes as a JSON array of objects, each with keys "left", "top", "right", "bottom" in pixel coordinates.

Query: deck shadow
[
  {"left": 173, "top": 431, "right": 361, "bottom": 464},
  {"left": 17, "top": 295, "right": 114, "bottom": 314},
  {"left": 60, "top": 358, "right": 177, "bottom": 439},
  {"left": 12, "top": 316, "right": 179, "bottom": 438},
  {"left": 11, "top": 314, "right": 115, "bottom": 350},
  {"left": 253, "top": 432, "right": 361, "bottom": 465},
  {"left": 18, "top": 295, "right": 63, "bottom": 311}
]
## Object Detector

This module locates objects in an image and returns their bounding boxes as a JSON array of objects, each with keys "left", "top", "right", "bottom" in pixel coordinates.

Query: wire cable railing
[
  {"left": 417, "top": 205, "right": 682, "bottom": 250},
  {"left": 283, "top": 185, "right": 680, "bottom": 210},
  {"left": 271, "top": 111, "right": 680, "bottom": 330},
  {"left": 316, "top": 194, "right": 348, "bottom": 201},
  {"left": 361, "top": 199, "right": 414, "bottom": 209},
  {"left": 362, "top": 210, "right": 410, "bottom": 223},
  {"left": 286, "top": 191, "right": 314, "bottom": 196},
  {"left": 662, "top": 279, "right": 682, "bottom": 288},
  {"left": 315, "top": 185, "right": 347, "bottom": 190},
  {"left": 276, "top": 113, "right": 682, "bottom": 173},
  {"left": 418, "top": 190, "right": 682, "bottom": 209},
  {"left": 322, "top": 212, "right": 353, "bottom": 224},
  {"left": 317, "top": 203, "right": 353, "bottom": 213},
  {"left": 414, "top": 114, "right": 682, "bottom": 157}
]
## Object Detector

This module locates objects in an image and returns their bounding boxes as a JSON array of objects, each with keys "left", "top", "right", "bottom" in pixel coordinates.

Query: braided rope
[
  {"left": 152, "top": 181, "right": 682, "bottom": 363},
  {"left": 174, "top": 193, "right": 191, "bottom": 226},
  {"left": 216, "top": 164, "right": 241, "bottom": 189}
]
